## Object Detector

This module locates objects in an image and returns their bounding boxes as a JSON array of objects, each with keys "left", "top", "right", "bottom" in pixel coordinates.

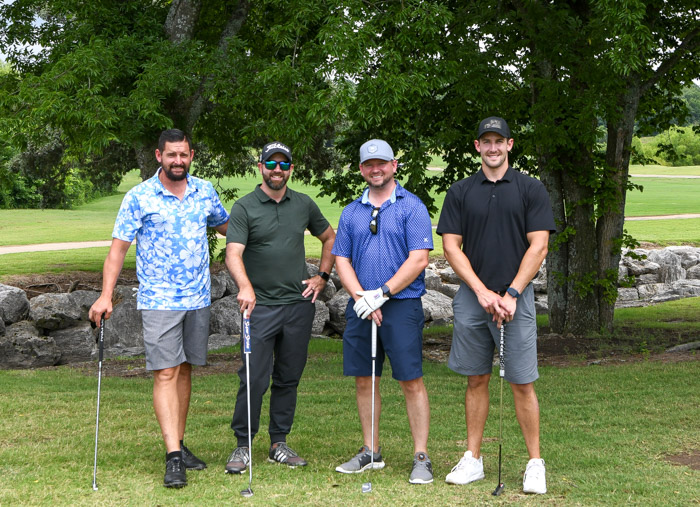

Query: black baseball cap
[
  {"left": 477, "top": 117, "right": 511, "bottom": 139},
  {"left": 260, "top": 141, "right": 292, "bottom": 162}
]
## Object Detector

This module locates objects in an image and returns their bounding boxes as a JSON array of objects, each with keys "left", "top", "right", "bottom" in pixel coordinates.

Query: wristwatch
[
  {"left": 381, "top": 284, "right": 392, "bottom": 298},
  {"left": 506, "top": 287, "right": 520, "bottom": 299},
  {"left": 317, "top": 271, "right": 330, "bottom": 281}
]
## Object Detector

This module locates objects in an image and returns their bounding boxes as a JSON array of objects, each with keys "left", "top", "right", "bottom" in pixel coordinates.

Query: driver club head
[
  {"left": 492, "top": 483, "right": 505, "bottom": 496},
  {"left": 361, "top": 481, "right": 372, "bottom": 493},
  {"left": 240, "top": 488, "right": 254, "bottom": 498}
]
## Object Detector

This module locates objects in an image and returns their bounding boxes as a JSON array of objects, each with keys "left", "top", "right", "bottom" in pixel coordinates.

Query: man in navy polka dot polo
[{"left": 332, "top": 139, "right": 435, "bottom": 484}]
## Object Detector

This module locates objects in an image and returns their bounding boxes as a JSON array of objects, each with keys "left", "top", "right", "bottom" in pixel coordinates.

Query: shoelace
[
  {"left": 228, "top": 447, "right": 249, "bottom": 464},
  {"left": 167, "top": 458, "right": 183, "bottom": 472},
  {"left": 272, "top": 443, "right": 298, "bottom": 462},
  {"left": 451, "top": 455, "right": 474, "bottom": 472}
]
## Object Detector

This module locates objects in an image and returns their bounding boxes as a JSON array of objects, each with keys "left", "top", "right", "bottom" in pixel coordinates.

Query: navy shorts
[
  {"left": 343, "top": 298, "right": 425, "bottom": 381},
  {"left": 141, "top": 307, "right": 210, "bottom": 371},
  {"left": 448, "top": 283, "right": 538, "bottom": 384}
]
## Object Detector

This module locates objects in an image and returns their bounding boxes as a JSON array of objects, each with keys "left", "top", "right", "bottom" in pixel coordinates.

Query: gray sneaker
[
  {"left": 224, "top": 446, "right": 250, "bottom": 474},
  {"left": 409, "top": 452, "right": 434, "bottom": 484},
  {"left": 335, "top": 445, "right": 385, "bottom": 473}
]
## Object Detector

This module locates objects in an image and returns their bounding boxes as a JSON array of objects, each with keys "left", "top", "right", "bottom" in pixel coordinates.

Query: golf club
[
  {"left": 361, "top": 319, "right": 378, "bottom": 494},
  {"left": 492, "top": 323, "right": 506, "bottom": 496},
  {"left": 240, "top": 310, "right": 254, "bottom": 498},
  {"left": 92, "top": 313, "right": 105, "bottom": 491}
]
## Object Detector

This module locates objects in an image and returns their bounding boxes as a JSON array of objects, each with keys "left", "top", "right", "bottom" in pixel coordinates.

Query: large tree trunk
[
  {"left": 135, "top": 142, "right": 158, "bottom": 181},
  {"left": 597, "top": 80, "right": 641, "bottom": 331}
]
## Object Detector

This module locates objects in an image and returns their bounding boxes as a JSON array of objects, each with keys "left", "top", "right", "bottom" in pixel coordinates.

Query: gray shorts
[
  {"left": 141, "top": 307, "right": 211, "bottom": 371},
  {"left": 448, "top": 283, "right": 539, "bottom": 384}
]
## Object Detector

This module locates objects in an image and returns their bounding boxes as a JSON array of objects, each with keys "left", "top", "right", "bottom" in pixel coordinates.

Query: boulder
[
  {"left": 208, "top": 333, "right": 240, "bottom": 352},
  {"left": 312, "top": 300, "right": 330, "bottom": 335},
  {"left": 0, "top": 321, "right": 60, "bottom": 369},
  {"left": 29, "top": 293, "right": 82, "bottom": 331},
  {"left": 0, "top": 284, "right": 30, "bottom": 325},
  {"left": 436, "top": 283, "right": 460, "bottom": 299},
  {"left": 624, "top": 257, "right": 660, "bottom": 276},
  {"left": 210, "top": 295, "right": 241, "bottom": 336},
  {"left": 49, "top": 322, "right": 95, "bottom": 364},
  {"left": 666, "top": 246, "right": 700, "bottom": 270},
  {"left": 647, "top": 250, "right": 685, "bottom": 283},
  {"left": 421, "top": 290, "right": 454, "bottom": 326},
  {"left": 326, "top": 289, "right": 351, "bottom": 334},
  {"left": 686, "top": 264, "right": 700, "bottom": 280},
  {"left": 424, "top": 269, "right": 443, "bottom": 291},
  {"left": 439, "top": 266, "right": 460, "bottom": 285},
  {"left": 102, "top": 286, "right": 144, "bottom": 358},
  {"left": 68, "top": 290, "right": 100, "bottom": 320}
]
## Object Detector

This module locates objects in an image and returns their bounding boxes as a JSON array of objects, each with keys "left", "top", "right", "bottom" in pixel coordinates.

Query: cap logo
[
  {"left": 485, "top": 119, "right": 502, "bottom": 130},
  {"left": 265, "top": 142, "right": 288, "bottom": 153},
  {"left": 368, "top": 144, "right": 378, "bottom": 154}
]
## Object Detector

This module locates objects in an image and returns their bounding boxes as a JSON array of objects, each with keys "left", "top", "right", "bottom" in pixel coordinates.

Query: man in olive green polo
[{"left": 224, "top": 141, "right": 335, "bottom": 473}]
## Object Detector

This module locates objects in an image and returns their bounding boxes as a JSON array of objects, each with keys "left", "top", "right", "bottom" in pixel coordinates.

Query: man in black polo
[
  {"left": 436, "top": 117, "right": 555, "bottom": 494},
  {"left": 224, "top": 141, "right": 335, "bottom": 473}
]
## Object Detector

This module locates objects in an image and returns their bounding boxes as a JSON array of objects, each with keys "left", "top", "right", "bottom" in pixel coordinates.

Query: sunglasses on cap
[
  {"left": 369, "top": 207, "right": 379, "bottom": 235},
  {"left": 263, "top": 160, "right": 292, "bottom": 171}
]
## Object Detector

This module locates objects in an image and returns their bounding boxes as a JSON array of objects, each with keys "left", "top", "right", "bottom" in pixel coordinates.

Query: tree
[
  {"left": 318, "top": 0, "right": 699, "bottom": 335},
  {"left": 0, "top": 0, "right": 343, "bottom": 200}
]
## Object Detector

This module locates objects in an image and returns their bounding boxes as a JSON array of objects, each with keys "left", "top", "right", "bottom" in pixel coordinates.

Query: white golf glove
[{"left": 353, "top": 288, "right": 388, "bottom": 319}]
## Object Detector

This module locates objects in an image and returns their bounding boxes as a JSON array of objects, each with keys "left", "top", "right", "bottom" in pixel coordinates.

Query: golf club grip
[
  {"left": 242, "top": 311, "right": 251, "bottom": 354},
  {"left": 499, "top": 324, "right": 505, "bottom": 377},
  {"left": 98, "top": 314, "right": 105, "bottom": 362},
  {"left": 371, "top": 320, "right": 377, "bottom": 358}
]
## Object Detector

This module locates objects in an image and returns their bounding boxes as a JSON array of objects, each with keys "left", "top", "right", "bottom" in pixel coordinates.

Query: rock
[
  {"left": 210, "top": 295, "right": 241, "bottom": 336},
  {"left": 625, "top": 258, "right": 660, "bottom": 276},
  {"left": 0, "top": 318, "right": 5, "bottom": 336},
  {"left": 211, "top": 271, "right": 228, "bottom": 301},
  {"left": 616, "top": 287, "right": 640, "bottom": 302},
  {"left": 326, "top": 289, "right": 351, "bottom": 334},
  {"left": 686, "top": 264, "right": 700, "bottom": 280},
  {"left": 421, "top": 290, "right": 454, "bottom": 325},
  {"left": 0, "top": 284, "right": 30, "bottom": 325},
  {"left": 424, "top": 269, "right": 443, "bottom": 291},
  {"left": 534, "top": 294, "right": 549, "bottom": 313},
  {"left": 312, "top": 300, "right": 330, "bottom": 335},
  {"left": 0, "top": 321, "right": 60, "bottom": 369},
  {"left": 436, "top": 283, "right": 460, "bottom": 299},
  {"left": 103, "top": 286, "right": 144, "bottom": 358},
  {"left": 29, "top": 293, "right": 83, "bottom": 331},
  {"left": 532, "top": 267, "right": 547, "bottom": 293},
  {"left": 637, "top": 283, "right": 667, "bottom": 299},
  {"left": 49, "top": 322, "right": 95, "bottom": 364},
  {"left": 439, "top": 266, "right": 460, "bottom": 285},
  {"left": 647, "top": 250, "right": 685, "bottom": 283},
  {"left": 666, "top": 246, "right": 700, "bottom": 270},
  {"left": 208, "top": 333, "right": 240, "bottom": 352},
  {"left": 68, "top": 290, "right": 100, "bottom": 320}
]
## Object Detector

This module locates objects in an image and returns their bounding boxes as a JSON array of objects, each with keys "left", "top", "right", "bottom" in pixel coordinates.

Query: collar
[
  {"left": 361, "top": 180, "right": 403, "bottom": 206},
  {"left": 477, "top": 166, "right": 514, "bottom": 184},
  {"left": 254, "top": 183, "right": 290, "bottom": 203},
  {"left": 154, "top": 167, "right": 194, "bottom": 196}
]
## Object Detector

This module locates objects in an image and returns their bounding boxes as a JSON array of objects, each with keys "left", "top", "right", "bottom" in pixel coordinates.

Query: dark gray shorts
[
  {"left": 448, "top": 283, "right": 538, "bottom": 384},
  {"left": 141, "top": 307, "right": 210, "bottom": 371}
]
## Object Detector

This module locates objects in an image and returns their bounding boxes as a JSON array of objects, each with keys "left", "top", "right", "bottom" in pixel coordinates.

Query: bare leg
[
  {"left": 466, "top": 373, "right": 491, "bottom": 458},
  {"left": 153, "top": 364, "right": 182, "bottom": 453},
  {"left": 176, "top": 362, "right": 192, "bottom": 441},
  {"left": 511, "top": 382, "right": 540, "bottom": 459},
  {"left": 355, "top": 376, "right": 381, "bottom": 452},
  {"left": 398, "top": 377, "right": 430, "bottom": 454}
]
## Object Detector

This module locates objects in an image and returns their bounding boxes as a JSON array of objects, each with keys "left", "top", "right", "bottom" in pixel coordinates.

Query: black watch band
[
  {"left": 381, "top": 284, "right": 392, "bottom": 298},
  {"left": 317, "top": 271, "right": 330, "bottom": 281},
  {"left": 506, "top": 287, "right": 520, "bottom": 299}
]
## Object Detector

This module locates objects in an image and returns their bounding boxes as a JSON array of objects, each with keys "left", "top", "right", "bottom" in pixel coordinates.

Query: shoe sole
[
  {"left": 267, "top": 458, "right": 307, "bottom": 468},
  {"left": 445, "top": 473, "right": 484, "bottom": 485},
  {"left": 524, "top": 486, "right": 547, "bottom": 494},
  {"left": 225, "top": 465, "right": 246, "bottom": 474},
  {"left": 185, "top": 464, "right": 207, "bottom": 470},
  {"left": 164, "top": 480, "right": 187, "bottom": 488},
  {"left": 409, "top": 477, "right": 434, "bottom": 484},
  {"left": 335, "top": 461, "right": 386, "bottom": 474}
]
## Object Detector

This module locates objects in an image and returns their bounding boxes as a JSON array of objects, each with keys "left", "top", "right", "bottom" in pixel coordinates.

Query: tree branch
[
  {"left": 164, "top": 0, "right": 202, "bottom": 44},
  {"left": 640, "top": 26, "right": 700, "bottom": 96}
]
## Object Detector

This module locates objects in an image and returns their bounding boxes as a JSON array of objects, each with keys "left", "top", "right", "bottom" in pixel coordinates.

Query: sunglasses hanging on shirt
[{"left": 369, "top": 207, "right": 380, "bottom": 235}]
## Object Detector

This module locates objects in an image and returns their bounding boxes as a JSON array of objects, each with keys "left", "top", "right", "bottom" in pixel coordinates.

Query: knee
[
  {"left": 467, "top": 374, "right": 490, "bottom": 390},
  {"left": 399, "top": 377, "right": 426, "bottom": 396}
]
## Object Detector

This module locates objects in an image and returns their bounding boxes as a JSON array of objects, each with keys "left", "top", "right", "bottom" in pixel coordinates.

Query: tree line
[{"left": 1, "top": 0, "right": 698, "bottom": 336}]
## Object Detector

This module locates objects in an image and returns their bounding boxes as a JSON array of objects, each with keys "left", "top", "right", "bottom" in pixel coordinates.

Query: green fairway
[
  {"left": 0, "top": 336, "right": 697, "bottom": 506},
  {"left": 626, "top": 177, "right": 700, "bottom": 216}
]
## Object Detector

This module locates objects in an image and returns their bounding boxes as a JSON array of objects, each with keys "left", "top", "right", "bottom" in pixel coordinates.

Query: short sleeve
[
  {"left": 436, "top": 182, "right": 464, "bottom": 236},
  {"left": 225, "top": 200, "right": 250, "bottom": 245},
  {"left": 112, "top": 191, "right": 142, "bottom": 242}
]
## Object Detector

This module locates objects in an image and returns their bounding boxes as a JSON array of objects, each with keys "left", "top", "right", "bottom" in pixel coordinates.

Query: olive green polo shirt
[{"left": 226, "top": 185, "right": 330, "bottom": 305}]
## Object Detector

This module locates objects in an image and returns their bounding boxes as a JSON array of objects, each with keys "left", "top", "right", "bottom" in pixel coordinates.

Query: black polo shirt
[{"left": 436, "top": 167, "right": 555, "bottom": 293}]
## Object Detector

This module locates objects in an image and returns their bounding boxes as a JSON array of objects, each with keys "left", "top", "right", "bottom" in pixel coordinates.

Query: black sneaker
[
  {"left": 164, "top": 456, "right": 187, "bottom": 488},
  {"left": 181, "top": 445, "right": 207, "bottom": 470},
  {"left": 268, "top": 442, "right": 308, "bottom": 468}
]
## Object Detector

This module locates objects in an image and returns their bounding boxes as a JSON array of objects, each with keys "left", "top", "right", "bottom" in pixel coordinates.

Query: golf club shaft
[
  {"left": 92, "top": 315, "right": 105, "bottom": 490},
  {"left": 370, "top": 320, "right": 377, "bottom": 469},
  {"left": 498, "top": 324, "right": 505, "bottom": 486}
]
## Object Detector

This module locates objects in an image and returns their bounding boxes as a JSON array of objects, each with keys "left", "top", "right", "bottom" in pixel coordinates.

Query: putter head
[
  {"left": 492, "top": 483, "right": 505, "bottom": 496},
  {"left": 361, "top": 482, "right": 372, "bottom": 493},
  {"left": 240, "top": 488, "right": 254, "bottom": 498},
  {"left": 92, "top": 484, "right": 98, "bottom": 491}
]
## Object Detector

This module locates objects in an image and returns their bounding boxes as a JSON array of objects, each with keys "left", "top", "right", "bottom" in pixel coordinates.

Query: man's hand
[
  {"left": 236, "top": 286, "right": 256, "bottom": 315},
  {"left": 89, "top": 296, "right": 113, "bottom": 327},
  {"left": 301, "top": 275, "right": 327, "bottom": 303},
  {"left": 353, "top": 288, "right": 388, "bottom": 319}
]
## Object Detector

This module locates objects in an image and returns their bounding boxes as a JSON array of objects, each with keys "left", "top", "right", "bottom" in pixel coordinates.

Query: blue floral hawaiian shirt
[{"left": 113, "top": 169, "right": 229, "bottom": 310}]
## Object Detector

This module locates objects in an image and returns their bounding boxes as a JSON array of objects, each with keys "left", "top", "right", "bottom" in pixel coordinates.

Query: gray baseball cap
[{"left": 359, "top": 139, "right": 394, "bottom": 164}]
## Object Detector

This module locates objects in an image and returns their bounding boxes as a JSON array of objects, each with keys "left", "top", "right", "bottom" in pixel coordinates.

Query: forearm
[
  {"left": 509, "top": 231, "right": 549, "bottom": 293},
  {"left": 225, "top": 247, "right": 253, "bottom": 292},
  {"left": 317, "top": 226, "right": 336, "bottom": 274},
  {"left": 335, "top": 256, "right": 364, "bottom": 301},
  {"left": 443, "top": 240, "right": 489, "bottom": 297},
  {"left": 100, "top": 239, "right": 130, "bottom": 298},
  {"left": 384, "top": 249, "right": 429, "bottom": 295}
]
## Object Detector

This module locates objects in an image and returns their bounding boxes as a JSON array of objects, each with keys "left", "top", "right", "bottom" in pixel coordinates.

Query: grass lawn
[{"left": 0, "top": 333, "right": 697, "bottom": 506}]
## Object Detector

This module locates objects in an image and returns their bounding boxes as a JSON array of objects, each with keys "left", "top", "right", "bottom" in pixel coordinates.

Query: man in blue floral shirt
[{"left": 89, "top": 129, "right": 229, "bottom": 488}]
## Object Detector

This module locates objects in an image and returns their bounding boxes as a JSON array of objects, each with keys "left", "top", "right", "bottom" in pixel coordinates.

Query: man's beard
[
  {"left": 162, "top": 163, "right": 188, "bottom": 181},
  {"left": 264, "top": 172, "right": 289, "bottom": 190}
]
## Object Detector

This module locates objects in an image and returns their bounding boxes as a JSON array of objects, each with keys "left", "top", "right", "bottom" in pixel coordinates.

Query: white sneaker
[
  {"left": 523, "top": 458, "right": 547, "bottom": 494},
  {"left": 445, "top": 451, "right": 485, "bottom": 485}
]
